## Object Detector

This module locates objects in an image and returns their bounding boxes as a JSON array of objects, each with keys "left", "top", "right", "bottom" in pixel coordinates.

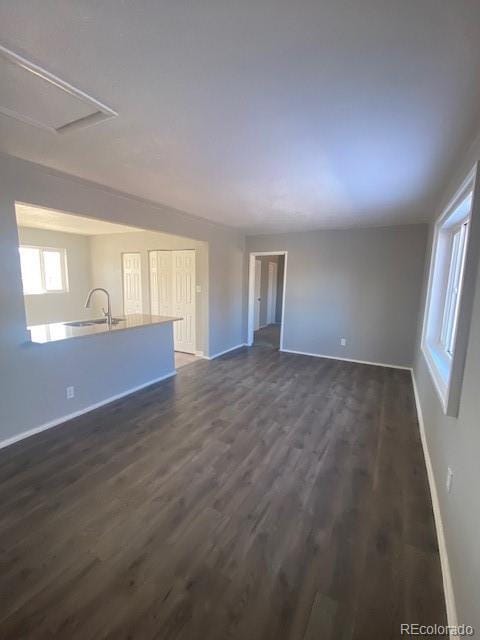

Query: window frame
[
  {"left": 421, "top": 163, "right": 480, "bottom": 417},
  {"left": 19, "top": 245, "right": 69, "bottom": 295}
]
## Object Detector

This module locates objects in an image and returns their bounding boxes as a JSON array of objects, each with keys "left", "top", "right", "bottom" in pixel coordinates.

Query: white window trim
[
  {"left": 20, "top": 245, "right": 69, "bottom": 295},
  {"left": 421, "top": 163, "right": 480, "bottom": 417}
]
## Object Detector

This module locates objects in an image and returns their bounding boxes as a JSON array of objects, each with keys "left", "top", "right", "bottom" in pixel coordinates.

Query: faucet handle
[{"left": 102, "top": 307, "right": 107, "bottom": 316}]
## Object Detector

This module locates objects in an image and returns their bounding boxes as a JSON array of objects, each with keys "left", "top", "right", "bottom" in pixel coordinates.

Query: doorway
[{"left": 248, "top": 252, "right": 287, "bottom": 350}]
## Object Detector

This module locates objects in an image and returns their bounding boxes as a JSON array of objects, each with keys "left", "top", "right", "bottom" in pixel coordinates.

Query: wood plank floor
[
  {"left": 254, "top": 324, "right": 281, "bottom": 349},
  {"left": 0, "top": 346, "right": 446, "bottom": 639}
]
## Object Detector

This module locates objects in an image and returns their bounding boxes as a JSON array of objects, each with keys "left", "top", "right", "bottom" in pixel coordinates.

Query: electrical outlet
[
  {"left": 446, "top": 467, "right": 453, "bottom": 493},
  {"left": 66, "top": 386, "right": 75, "bottom": 400},
  {"left": 196, "top": 285, "right": 201, "bottom": 293},
  {"left": 340, "top": 338, "right": 347, "bottom": 346}
]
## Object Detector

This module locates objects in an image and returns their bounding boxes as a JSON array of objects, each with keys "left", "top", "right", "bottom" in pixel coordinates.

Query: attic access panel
[{"left": 0, "top": 44, "right": 117, "bottom": 133}]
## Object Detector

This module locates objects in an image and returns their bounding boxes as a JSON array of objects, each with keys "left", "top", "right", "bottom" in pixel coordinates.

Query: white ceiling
[
  {"left": 1, "top": 1, "right": 480, "bottom": 233},
  {"left": 16, "top": 203, "right": 141, "bottom": 236}
]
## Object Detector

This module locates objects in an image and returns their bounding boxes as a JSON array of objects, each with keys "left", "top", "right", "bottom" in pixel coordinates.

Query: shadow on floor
[
  {"left": 254, "top": 323, "right": 281, "bottom": 349},
  {"left": 175, "top": 352, "right": 199, "bottom": 369}
]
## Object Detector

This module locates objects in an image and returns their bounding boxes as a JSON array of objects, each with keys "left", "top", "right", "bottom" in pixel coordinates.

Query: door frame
[{"left": 247, "top": 251, "right": 288, "bottom": 349}]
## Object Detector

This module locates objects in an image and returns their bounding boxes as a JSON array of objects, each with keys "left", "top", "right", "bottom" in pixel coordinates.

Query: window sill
[
  {"left": 422, "top": 341, "right": 451, "bottom": 414},
  {"left": 24, "top": 290, "right": 69, "bottom": 296}
]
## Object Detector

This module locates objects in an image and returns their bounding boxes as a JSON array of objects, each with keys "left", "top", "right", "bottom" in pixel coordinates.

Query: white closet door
[
  {"left": 149, "top": 251, "right": 159, "bottom": 315},
  {"left": 123, "top": 252, "right": 143, "bottom": 315},
  {"left": 172, "top": 250, "right": 196, "bottom": 353},
  {"left": 149, "top": 250, "right": 173, "bottom": 316}
]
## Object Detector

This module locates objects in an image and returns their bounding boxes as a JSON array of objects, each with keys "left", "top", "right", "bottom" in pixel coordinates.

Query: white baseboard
[
  {"left": 205, "top": 343, "right": 248, "bottom": 360},
  {"left": 411, "top": 371, "right": 458, "bottom": 634},
  {"left": 0, "top": 371, "right": 177, "bottom": 451},
  {"left": 280, "top": 348, "right": 411, "bottom": 371}
]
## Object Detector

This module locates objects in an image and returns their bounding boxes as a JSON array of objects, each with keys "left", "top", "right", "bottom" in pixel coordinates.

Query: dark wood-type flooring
[
  {"left": 254, "top": 323, "right": 281, "bottom": 349},
  {"left": 0, "top": 346, "right": 446, "bottom": 639}
]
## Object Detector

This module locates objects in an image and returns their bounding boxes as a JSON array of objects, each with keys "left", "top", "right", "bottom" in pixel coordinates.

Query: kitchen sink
[{"left": 64, "top": 318, "right": 125, "bottom": 327}]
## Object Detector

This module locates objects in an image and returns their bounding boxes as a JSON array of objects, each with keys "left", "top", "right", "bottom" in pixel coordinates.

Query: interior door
[
  {"left": 123, "top": 252, "right": 143, "bottom": 315},
  {"left": 149, "top": 251, "right": 159, "bottom": 315},
  {"left": 172, "top": 250, "right": 196, "bottom": 353},
  {"left": 254, "top": 259, "right": 261, "bottom": 330},
  {"left": 267, "top": 262, "right": 278, "bottom": 324},
  {"left": 149, "top": 251, "right": 172, "bottom": 316}
]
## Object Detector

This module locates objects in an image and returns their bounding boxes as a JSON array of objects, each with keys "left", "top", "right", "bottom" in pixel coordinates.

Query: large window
[
  {"left": 19, "top": 246, "right": 68, "bottom": 295},
  {"left": 422, "top": 165, "right": 478, "bottom": 416}
]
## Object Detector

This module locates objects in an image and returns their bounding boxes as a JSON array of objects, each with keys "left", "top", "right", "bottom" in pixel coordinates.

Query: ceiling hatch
[{"left": 0, "top": 44, "right": 117, "bottom": 133}]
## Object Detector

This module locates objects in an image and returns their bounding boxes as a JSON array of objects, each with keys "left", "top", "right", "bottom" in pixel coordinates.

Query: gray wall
[
  {"left": 413, "top": 130, "right": 480, "bottom": 632},
  {"left": 0, "top": 153, "right": 245, "bottom": 443},
  {"left": 247, "top": 225, "right": 427, "bottom": 367},
  {"left": 90, "top": 230, "right": 208, "bottom": 354},
  {"left": 18, "top": 226, "right": 93, "bottom": 326}
]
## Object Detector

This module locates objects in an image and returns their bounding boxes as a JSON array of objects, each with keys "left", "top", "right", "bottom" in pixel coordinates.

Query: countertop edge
[{"left": 26, "top": 315, "right": 182, "bottom": 346}]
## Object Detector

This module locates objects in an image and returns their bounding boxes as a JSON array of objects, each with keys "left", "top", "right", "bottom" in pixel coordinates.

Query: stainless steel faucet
[{"left": 85, "top": 288, "right": 112, "bottom": 327}]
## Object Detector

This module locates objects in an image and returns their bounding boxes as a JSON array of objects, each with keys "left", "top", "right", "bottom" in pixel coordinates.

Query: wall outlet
[
  {"left": 446, "top": 467, "right": 453, "bottom": 493},
  {"left": 66, "top": 386, "right": 75, "bottom": 400},
  {"left": 196, "top": 285, "right": 202, "bottom": 293},
  {"left": 340, "top": 338, "right": 347, "bottom": 346}
]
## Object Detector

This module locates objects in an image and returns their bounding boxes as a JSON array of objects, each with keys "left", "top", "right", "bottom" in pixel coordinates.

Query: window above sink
[{"left": 19, "top": 245, "right": 68, "bottom": 295}]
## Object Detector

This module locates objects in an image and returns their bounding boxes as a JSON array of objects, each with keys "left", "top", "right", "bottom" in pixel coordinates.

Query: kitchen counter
[{"left": 28, "top": 314, "right": 181, "bottom": 344}]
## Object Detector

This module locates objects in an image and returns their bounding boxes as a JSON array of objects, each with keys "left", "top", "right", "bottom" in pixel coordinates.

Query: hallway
[{"left": 254, "top": 323, "right": 281, "bottom": 349}]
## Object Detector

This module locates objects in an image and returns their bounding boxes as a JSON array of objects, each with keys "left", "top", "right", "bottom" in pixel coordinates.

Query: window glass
[
  {"left": 43, "top": 250, "right": 63, "bottom": 291},
  {"left": 440, "top": 223, "right": 468, "bottom": 356},
  {"left": 19, "top": 247, "right": 43, "bottom": 294}
]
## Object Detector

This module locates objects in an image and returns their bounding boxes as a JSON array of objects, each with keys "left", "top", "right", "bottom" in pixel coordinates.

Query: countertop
[{"left": 28, "top": 314, "right": 181, "bottom": 344}]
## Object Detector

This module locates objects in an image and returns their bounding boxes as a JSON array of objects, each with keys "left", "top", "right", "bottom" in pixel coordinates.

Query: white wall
[
  {"left": 0, "top": 153, "right": 246, "bottom": 443},
  {"left": 89, "top": 230, "right": 208, "bottom": 354},
  {"left": 18, "top": 226, "right": 93, "bottom": 325},
  {"left": 413, "top": 129, "right": 480, "bottom": 632},
  {"left": 247, "top": 225, "right": 427, "bottom": 367}
]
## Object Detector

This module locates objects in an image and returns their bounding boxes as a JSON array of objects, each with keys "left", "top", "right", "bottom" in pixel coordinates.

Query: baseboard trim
[
  {"left": 205, "top": 343, "right": 248, "bottom": 360},
  {"left": 411, "top": 370, "right": 458, "bottom": 634},
  {"left": 280, "top": 348, "right": 411, "bottom": 371},
  {"left": 0, "top": 371, "right": 177, "bottom": 451}
]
